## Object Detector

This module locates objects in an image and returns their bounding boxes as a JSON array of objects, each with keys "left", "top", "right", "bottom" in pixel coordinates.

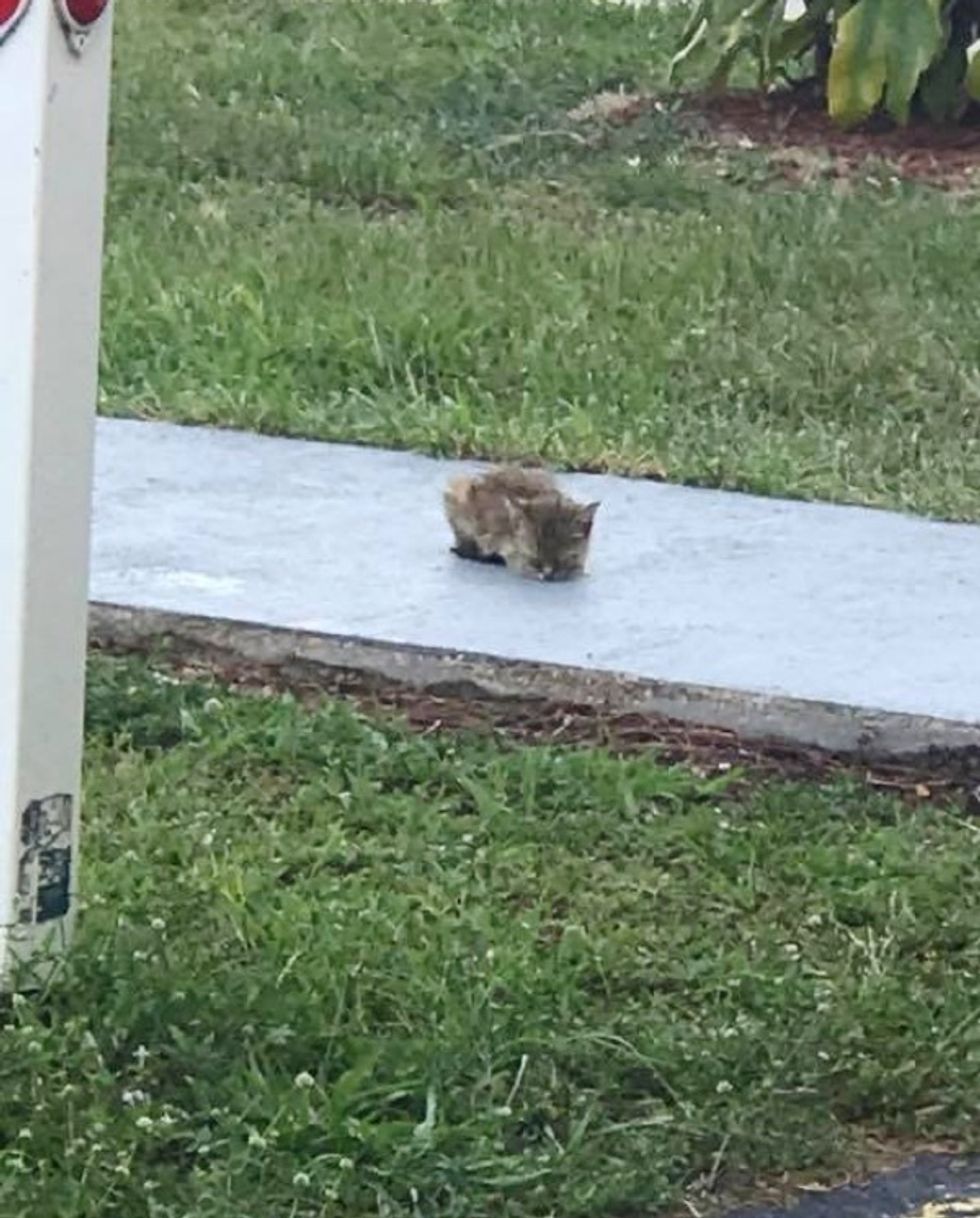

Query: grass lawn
[
  {"left": 102, "top": 0, "right": 980, "bottom": 521},
  {"left": 3, "top": 654, "right": 979, "bottom": 1217}
]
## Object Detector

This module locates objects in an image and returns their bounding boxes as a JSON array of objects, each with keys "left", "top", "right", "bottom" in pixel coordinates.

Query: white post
[{"left": 0, "top": 0, "right": 113, "bottom": 986}]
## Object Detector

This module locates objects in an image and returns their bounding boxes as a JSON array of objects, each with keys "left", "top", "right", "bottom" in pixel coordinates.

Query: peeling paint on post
[{"left": 0, "top": 0, "right": 112, "bottom": 986}]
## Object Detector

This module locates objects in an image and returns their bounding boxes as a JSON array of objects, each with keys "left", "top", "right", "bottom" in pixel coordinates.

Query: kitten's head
[{"left": 507, "top": 493, "right": 599, "bottom": 581}]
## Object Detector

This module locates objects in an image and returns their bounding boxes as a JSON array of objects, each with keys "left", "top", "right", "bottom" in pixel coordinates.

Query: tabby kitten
[{"left": 443, "top": 466, "right": 599, "bottom": 581}]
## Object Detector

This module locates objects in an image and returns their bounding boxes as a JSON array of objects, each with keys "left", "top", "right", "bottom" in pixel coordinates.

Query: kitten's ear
[{"left": 579, "top": 501, "right": 600, "bottom": 537}]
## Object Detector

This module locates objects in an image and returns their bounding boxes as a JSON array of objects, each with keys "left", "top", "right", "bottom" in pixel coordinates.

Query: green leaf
[
  {"left": 767, "top": 1, "right": 832, "bottom": 68},
  {"left": 966, "top": 41, "right": 980, "bottom": 102},
  {"left": 669, "top": 0, "right": 785, "bottom": 87},
  {"left": 668, "top": 0, "right": 712, "bottom": 83},
  {"left": 919, "top": 35, "right": 967, "bottom": 122},
  {"left": 828, "top": 0, "right": 944, "bottom": 126},
  {"left": 759, "top": 0, "right": 797, "bottom": 83}
]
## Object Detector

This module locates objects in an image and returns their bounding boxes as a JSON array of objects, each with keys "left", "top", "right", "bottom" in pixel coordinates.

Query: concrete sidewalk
[{"left": 89, "top": 418, "right": 980, "bottom": 757}]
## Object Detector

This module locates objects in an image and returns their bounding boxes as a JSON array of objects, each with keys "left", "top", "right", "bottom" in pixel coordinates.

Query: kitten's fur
[{"left": 444, "top": 466, "right": 599, "bottom": 581}]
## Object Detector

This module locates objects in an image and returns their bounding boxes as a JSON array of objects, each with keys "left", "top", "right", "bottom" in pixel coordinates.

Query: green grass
[
  {"left": 101, "top": 0, "right": 980, "bottom": 520},
  {"left": 4, "top": 654, "right": 980, "bottom": 1217}
]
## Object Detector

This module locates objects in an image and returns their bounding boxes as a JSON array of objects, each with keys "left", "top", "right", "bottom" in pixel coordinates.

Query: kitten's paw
[{"left": 451, "top": 544, "right": 505, "bottom": 565}]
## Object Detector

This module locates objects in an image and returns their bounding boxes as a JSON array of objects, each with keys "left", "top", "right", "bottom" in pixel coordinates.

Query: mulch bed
[
  {"left": 683, "top": 89, "right": 980, "bottom": 188},
  {"left": 92, "top": 637, "right": 980, "bottom": 813},
  {"left": 570, "top": 86, "right": 980, "bottom": 187}
]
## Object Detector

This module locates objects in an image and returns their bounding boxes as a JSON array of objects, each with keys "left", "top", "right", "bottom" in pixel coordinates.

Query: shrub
[{"left": 670, "top": 0, "right": 980, "bottom": 126}]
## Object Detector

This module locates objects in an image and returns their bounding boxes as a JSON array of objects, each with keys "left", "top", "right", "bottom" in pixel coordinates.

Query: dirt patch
[
  {"left": 91, "top": 635, "right": 980, "bottom": 812},
  {"left": 685, "top": 89, "right": 980, "bottom": 189},
  {"left": 569, "top": 87, "right": 980, "bottom": 188}
]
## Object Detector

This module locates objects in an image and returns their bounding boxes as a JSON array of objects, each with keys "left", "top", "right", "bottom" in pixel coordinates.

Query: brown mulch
[
  {"left": 568, "top": 86, "right": 980, "bottom": 188},
  {"left": 92, "top": 637, "right": 980, "bottom": 813},
  {"left": 685, "top": 89, "right": 980, "bottom": 188}
]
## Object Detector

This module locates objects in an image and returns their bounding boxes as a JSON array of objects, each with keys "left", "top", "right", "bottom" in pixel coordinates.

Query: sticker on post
[
  {"left": 17, "top": 794, "right": 73, "bottom": 925},
  {"left": 54, "top": 0, "right": 109, "bottom": 56},
  {"left": 0, "top": 0, "right": 32, "bottom": 48}
]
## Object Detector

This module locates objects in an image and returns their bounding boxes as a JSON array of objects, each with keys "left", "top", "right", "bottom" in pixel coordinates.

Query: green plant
[{"left": 670, "top": 0, "right": 980, "bottom": 126}]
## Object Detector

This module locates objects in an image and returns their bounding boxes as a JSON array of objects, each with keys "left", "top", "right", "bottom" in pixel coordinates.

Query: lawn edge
[{"left": 88, "top": 602, "right": 980, "bottom": 768}]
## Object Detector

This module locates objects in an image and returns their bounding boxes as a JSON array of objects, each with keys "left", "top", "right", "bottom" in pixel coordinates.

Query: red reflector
[
  {"left": 62, "top": 0, "right": 108, "bottom": 24},
  {"left": 0, "top": 0, "right": 26, "bottom": 26}
]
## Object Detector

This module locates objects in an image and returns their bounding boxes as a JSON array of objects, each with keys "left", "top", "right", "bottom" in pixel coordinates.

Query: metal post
[{"left": 0, "top": 0, "right": 113, "bottom": 986}]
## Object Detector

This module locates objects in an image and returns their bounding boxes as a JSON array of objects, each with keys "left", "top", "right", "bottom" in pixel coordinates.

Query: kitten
[{"left": 443, "top": 465, "right": 599, "bottom": 581}]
